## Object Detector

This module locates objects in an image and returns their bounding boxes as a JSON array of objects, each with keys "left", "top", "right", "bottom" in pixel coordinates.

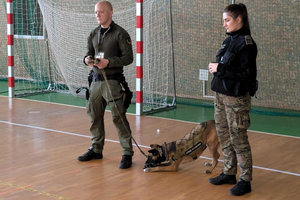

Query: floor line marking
[
  {"left": 0, "top": 120, "right": 299, "bottom": 177},
  {"left": 199, "top": 156, "right": 300, "bottom": 177},
  {"left": 0, "top": 181, "right": 69, "bottom": 200},
  {"left": 0, "top": 184, "right": 31, "bottom": 196}
]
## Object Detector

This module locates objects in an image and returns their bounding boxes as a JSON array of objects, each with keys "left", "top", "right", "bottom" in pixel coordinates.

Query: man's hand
[
  {"left": 85, "top": 56, "right": 95, "bottom": 67},
  {"left": 94, "top": 58, "right": 109, "bottom": 69}
]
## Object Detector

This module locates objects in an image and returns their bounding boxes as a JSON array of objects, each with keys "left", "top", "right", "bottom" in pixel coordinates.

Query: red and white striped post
[
  {"left": 7, "top": 0, "right": 14, "bottom": 97},
  {"left": 136, "top": 0, "right": 143, "bottom": 115}
]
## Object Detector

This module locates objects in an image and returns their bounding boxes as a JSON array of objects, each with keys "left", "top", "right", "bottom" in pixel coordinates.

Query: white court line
[
  {"left": 199, "top": 156, "right": 300, "bottom": 177},
  {"left": 0, "top": 120, "right": 149, "bottom": 148},
  {"left": 1, "top": 119, "right": 300, "bottom": 177}
]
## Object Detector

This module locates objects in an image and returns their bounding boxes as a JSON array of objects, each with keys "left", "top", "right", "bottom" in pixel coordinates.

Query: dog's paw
[
  {"left": 205, "top": 162, "right": 212, "bottom": 166},
  {"left": 204, "top": 170, "right": 212, "bottom": 174},
  {"left": 143, "top": 168, "right": 152, "bottom": 173}
]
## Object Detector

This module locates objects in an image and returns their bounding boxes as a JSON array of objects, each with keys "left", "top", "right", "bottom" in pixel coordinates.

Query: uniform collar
[
  {"left": 226, "top": 26, "right": 249, "bottom": 38},
  {"left": 99, "top": 21, "right": 115, "bottom": 32}
]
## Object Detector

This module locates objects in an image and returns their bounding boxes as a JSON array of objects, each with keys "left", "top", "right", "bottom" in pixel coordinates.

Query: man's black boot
[
  {"left": 229, "top": 178, "right": 251, "bottom": 196},
  {"left": 209, "top": 172, "right": 237, "bottom": 185},
  {"left": 78, "top": 147, "right": 103, "bottom": 161},
  {"left": 119, "top": 155, "right": 132, "bottom": 169}
]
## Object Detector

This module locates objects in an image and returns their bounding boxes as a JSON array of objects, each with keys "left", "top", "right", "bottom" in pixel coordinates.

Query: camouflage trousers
[{"left": 214, "top": 92, "right": 253, "bottom": 182}]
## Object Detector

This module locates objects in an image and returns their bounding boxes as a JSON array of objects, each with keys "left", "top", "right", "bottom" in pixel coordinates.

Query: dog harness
[{"left": 169, "top": 121, "right": 208, "bottom": 162}]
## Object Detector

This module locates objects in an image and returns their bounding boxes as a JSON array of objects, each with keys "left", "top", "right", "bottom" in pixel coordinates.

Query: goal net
[{"left": 9, "top": 0, "right": 176, "bottom": 113}]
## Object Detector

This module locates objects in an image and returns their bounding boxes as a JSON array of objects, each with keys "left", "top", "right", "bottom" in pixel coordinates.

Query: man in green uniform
[{"left": 78, "top": 1, "right": 134, "bottom": 169}]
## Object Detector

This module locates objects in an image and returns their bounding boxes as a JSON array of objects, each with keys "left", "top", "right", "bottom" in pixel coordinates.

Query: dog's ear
[
  {"left": 148, "top": 149, "right": 158, "bottom": 156},
  {"left": 150, "top": 144, "right": 159, "bottom": 148},
  {"left": 148, "top": 149, "right": 156, "bottom": 153}
]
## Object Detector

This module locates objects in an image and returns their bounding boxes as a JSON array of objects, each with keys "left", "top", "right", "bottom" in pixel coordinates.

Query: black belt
[{"left": 92, "top": 72, "right": 121, "bottom": 82}]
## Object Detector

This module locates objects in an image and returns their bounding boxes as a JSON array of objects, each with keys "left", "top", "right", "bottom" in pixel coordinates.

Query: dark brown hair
[{"left": 224, "top": 3, "right": 251, "bottom": 34}]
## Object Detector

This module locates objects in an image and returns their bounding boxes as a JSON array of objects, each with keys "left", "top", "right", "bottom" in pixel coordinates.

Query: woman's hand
[{"left": 208, "top": 62, "right": 218, "bottom": 73}]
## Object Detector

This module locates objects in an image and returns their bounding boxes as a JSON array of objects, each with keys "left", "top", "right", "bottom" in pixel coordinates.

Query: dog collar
[
  {"left": 157, "top": 145, "right": 164, "bottom": 157},
  {"left": 162, "top": 142, "right": 168, "bottom": 158}
]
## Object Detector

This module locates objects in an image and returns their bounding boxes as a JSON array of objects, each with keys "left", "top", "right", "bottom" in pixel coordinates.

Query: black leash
[
  {"left": 101, "top": 70, "right": 148, "bottom": 158},
  {"left": 131, "top": 135, "right": 148, "bottom": 158}
]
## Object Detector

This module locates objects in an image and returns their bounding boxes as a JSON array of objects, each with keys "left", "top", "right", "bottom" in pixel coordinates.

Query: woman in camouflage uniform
[{"left": 208, "top": 3, "right": 257, "bottom": 196}]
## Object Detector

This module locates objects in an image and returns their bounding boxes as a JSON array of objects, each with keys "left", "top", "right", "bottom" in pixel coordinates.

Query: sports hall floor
[{"left": 0, "top": 91, "right": 299, "bottom": 200}]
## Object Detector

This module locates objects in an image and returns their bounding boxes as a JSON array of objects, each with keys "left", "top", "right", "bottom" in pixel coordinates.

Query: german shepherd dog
[{"left": 143, "top": 120, "right": 220, "bottom": 173}]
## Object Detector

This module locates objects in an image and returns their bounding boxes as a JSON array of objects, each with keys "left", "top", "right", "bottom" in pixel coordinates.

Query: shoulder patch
[
  {"left": 126, "top": 38, "right": 132, "bottom": 45},
  {"left": 220, "top": 44, "right": 226, "bottom": 50},
  {"left": 245, "top": 35, "right": 253, "bottom": 45}
]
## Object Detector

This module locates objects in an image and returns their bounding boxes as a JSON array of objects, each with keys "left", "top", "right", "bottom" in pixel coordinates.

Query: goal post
[
  {"left": 6, "top": 0, "right": 14, "bottom": 98},
  {"left": 8, "top": 0, "right": 176, "bottom": 114},
  {"left": 136, "top": 0, "right": 143, "bottom": 115}
]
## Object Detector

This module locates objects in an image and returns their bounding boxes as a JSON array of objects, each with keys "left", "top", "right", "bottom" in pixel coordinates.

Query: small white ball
[{"left": 157, "top": 129, "right": 160, "bottom": 133}]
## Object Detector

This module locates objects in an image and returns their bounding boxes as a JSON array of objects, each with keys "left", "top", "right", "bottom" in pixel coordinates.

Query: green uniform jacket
[{"left": 84, "top": 21, "right": 133, "bottom": 75}]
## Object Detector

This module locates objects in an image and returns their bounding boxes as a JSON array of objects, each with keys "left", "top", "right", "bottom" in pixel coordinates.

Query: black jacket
[
  {"left": 84, "top": 21, "right": 133, "bottom": 75},
  {"left": 211, "top": 27, "right": 257, "bottom": 97}
]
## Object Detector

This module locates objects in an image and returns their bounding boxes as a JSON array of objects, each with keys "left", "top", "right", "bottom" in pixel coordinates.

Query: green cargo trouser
[
  {"left": 86, "top": 79, "right": 133, "bottom": 156},
  {"left": 214, "top": 92, "right": 252, "bottom": 182}
]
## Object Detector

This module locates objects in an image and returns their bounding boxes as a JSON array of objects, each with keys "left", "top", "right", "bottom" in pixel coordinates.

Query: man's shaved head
[
  {"left": 96, "top": 1, "right": 113, "bottom": 11},
  {"left": 95, "top": 1, "right": 113, "bottom": 27}
]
